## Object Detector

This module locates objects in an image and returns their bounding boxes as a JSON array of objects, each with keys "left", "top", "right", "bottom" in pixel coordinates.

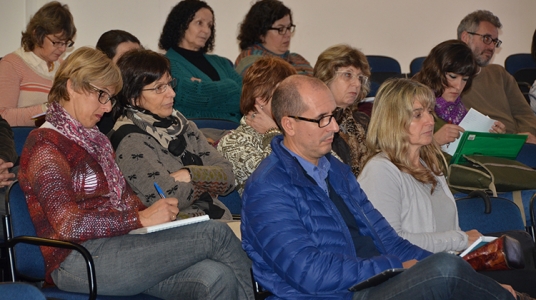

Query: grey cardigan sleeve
[
  {"left": 115, "top": 133, "right": 195, "bottom": 208},
  {"left": 358, "top": 155, "right": 468, "bottom": 253}
]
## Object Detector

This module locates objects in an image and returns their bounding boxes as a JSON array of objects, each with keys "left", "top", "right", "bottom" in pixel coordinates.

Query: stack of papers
[{"left": 443, "top": 108, "right": 495, "bottom": 155}]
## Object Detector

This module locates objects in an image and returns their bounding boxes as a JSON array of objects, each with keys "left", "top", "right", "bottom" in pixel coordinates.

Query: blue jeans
[
  {"left": 353, "top": 252, "right": 515, "bottom": 300},
  {"left": 51, "top": 220, "right": 253, "bottom": 299}
]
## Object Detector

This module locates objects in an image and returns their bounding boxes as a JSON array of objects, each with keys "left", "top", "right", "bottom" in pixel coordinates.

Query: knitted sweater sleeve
[
  {"left": 19, "top": 130, "right": 143, "bottom": 242},
  {"left": 359, "top": 156, "right": 468, "bottom": 253},
  {"left": 0, "top": 55, "right": 45, "bottom": 126},
  {"left": 187, "top": 121, "right": 236, "bottom": 197}
]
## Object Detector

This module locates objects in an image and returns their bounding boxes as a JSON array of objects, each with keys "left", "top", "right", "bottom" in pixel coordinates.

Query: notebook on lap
[{"left": 450, "top": 131, "right": 527, "bottom": 165}]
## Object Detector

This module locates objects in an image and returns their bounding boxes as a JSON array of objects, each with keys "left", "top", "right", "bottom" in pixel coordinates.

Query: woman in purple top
[{"left": 413, "top": 40, "right": 506, "bottom": 146}]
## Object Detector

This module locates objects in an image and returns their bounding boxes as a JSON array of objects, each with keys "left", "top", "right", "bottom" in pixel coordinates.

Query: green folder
[{"left": 450, "top": 131, "right": 527, "bottom": 165}]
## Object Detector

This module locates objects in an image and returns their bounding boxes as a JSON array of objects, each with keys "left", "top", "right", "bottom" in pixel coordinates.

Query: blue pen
[{"left": 154, "top": 182, "right": 166, "bottom": 198}]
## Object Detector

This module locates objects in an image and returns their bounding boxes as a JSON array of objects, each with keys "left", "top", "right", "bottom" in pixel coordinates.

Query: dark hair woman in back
[
  {"left": 235, "top": 0, "right": 313, "bottom": 76},
  {"left": 159, "top": 0, "right": 242, "bottom": 123},
  {"left": 95, "top": 29, "right": 142, "bottom": 134},
  {"left": 96, "top": 29, "right": 141, "bottom": 63},
  {"left": 413, "top": 39, "right": 505, "bottom": 147}
]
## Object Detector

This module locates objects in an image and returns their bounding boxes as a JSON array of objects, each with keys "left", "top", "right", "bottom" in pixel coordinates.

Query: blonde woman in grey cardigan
[{"left": 358, "top": 78, "right": 481, "bottom": 253}]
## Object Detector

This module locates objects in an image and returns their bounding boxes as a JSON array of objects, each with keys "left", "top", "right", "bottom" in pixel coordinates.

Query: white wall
[{"left": 1, "top": 0, "right": 535, "bottom": 73}]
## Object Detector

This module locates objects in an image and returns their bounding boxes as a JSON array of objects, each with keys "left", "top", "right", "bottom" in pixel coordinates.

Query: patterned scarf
[
  {"left": 337, "top": 108, "right": 368, "bottom": 177},
  {"left": 121, "top": 107, "right": 185, "bottom": 148},
  {"left": 46, "top": 102, "right": 128, "bottom": 211},
  {"left": 115, "top": 107, "right": 202, "bottom": 164},
  {"left": 434, "top": 96, "right": 467, "bottom": 125}
]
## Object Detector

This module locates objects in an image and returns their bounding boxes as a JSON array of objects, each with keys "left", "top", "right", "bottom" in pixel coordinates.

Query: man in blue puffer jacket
[{"left": 241, "top": 75, "right": 517, "bottom": 300}]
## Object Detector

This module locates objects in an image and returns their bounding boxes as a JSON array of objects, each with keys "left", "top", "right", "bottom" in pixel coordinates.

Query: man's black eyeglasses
[
  {"left": 287, "top": 109, "right": 340, "bottom": 128},
  {"left": 466, "top": 32, "right": 502, "bottom": 48}
]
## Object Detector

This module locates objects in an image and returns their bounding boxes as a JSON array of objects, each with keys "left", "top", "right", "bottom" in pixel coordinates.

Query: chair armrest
[{"left": 2, "top": 236, "right": 97, "bottom": 300}]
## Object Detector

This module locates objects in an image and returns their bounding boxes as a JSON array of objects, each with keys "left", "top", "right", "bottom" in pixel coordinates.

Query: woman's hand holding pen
[{"left": 139, "top": 198, "right": 179, "bottom": 227}]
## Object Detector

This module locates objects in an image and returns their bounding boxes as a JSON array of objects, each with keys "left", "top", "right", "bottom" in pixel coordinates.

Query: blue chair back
[
  {"left": 366, "top": 55, "right": 402, "bottom": 73},
  {"left": 219, "top": 190, "right": 242, "bottom": 215},
  {"left": 189, "top": 118, "right": 239, "bottom": 130},
  {"left": 12, "top": 127, "right": 34, "bottom": 156},
  {"left": 365, "top": 55, "right": 403, "bottom": 97},
  {"left": 6, "top": 181, "right": 45, "bottom": 280},
  {"left": 0, "top": 282, "right": 46, "bottom": 300},
  {"left": 409, "top": 56, "right": 426, "bottom": 78},
  {"left": 505, "top": 53, "right": 536, "bottom": 75},
  {"left": 456, "top": 192, "right": 525, "bottom": 233}
]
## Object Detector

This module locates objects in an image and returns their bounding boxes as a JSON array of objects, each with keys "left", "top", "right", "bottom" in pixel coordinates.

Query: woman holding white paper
[
  {"left": 413, "top": 40, "right": 506, "bottom": 147},
  {"left": 18, "top": 47, "right": 253, "bottom": 299}
]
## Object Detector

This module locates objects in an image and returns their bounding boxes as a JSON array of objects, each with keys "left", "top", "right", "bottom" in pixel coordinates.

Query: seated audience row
[
  {"left": 18, "top": 46, "right": 253, "bottom": 299},
  {"left": 8, "top": 2, "right": 536, "bottom": 299},
  {"left": 241, "top": 75, "right": 520, "bottom": 299}
]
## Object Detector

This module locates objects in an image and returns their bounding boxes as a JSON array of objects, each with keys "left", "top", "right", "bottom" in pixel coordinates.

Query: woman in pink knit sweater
[{"left": 0, "top": 1, "right": 76, "bottom": 126}]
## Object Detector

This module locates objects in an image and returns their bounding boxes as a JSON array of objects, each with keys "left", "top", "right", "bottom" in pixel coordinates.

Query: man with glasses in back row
[
  {"left": 241, "top": 74, "right": 519, "bottom": 299},
  {"left": 458, "top": 10, "right": 536, "bottom": 144}
]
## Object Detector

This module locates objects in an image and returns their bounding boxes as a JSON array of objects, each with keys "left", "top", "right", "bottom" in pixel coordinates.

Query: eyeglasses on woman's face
[
  {"left": 45, "top": 36, "right": 74, "bottom": 48},
  {"left": 89, "top": 83, "right": 116, "bottom": 106},
  {"left": 268, "top": 24, "right": 296, "bottom": 35},
  {"left": 142, "top": 78, "right": 177, "bottom": 94},
  {"left": 335, "top": 71, "right": 368, "bottom": 85}
]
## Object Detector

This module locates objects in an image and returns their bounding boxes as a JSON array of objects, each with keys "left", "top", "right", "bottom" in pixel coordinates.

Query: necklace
[{"left": 47, "top": 63, "right": 54, "bottom": 72}]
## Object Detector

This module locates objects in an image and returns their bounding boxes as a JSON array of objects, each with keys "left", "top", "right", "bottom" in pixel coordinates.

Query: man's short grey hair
[{"left": 457, "top": 10, "right": 502, "bottom": 39}]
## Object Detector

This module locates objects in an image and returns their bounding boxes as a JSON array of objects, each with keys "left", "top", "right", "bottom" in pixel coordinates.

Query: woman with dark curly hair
[
  {"left": 235, "top": 0, "right": 313, "bottom": 77},
  {"left": 314, "top": 44, "right": 371, "bottom": 177},
  {"left": 413, "top": 40, "right": 506, "bottom": 147},
  {"left": 0, "top": 1, "right": 76, "bottom": 126},
  {"left": 159, "top": 0, "right": 242, "bottom": 123}
]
